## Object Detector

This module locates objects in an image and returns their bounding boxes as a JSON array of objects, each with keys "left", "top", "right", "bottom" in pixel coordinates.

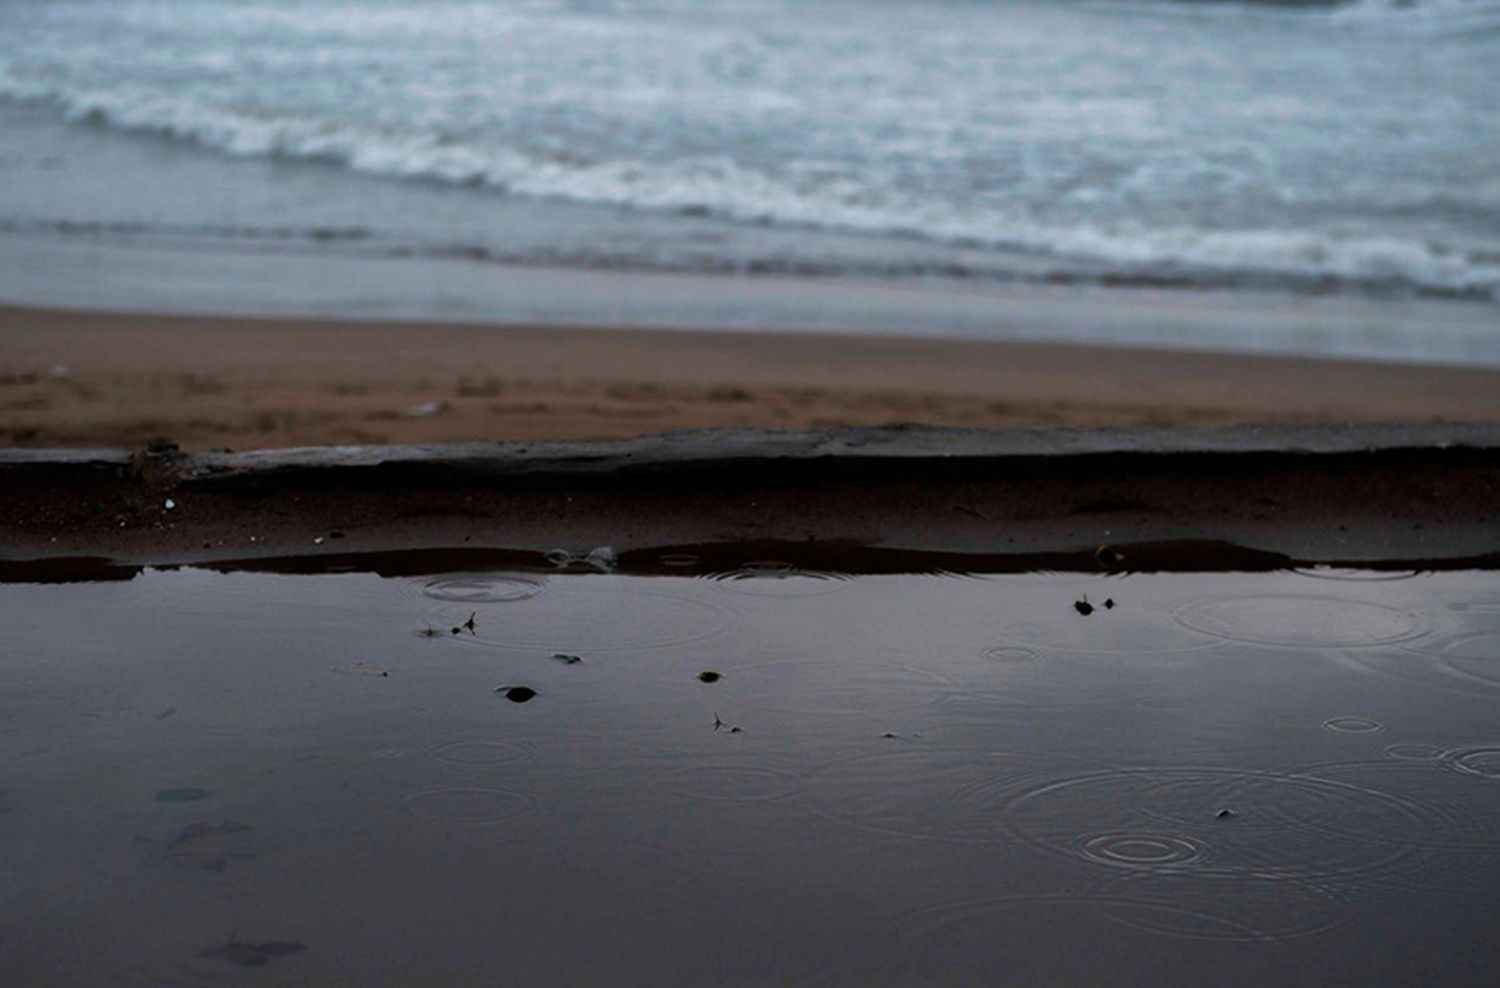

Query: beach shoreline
[{"left": 4, "top": 303, "right": 1500, "bottom": 452}]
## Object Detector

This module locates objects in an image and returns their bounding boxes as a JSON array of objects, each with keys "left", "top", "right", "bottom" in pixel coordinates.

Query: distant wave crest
[{"left": 1, "top": 65, "right": 1496, "bottom": 302}]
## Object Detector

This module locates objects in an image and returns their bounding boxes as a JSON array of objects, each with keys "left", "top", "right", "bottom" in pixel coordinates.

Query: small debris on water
[
  {"left": 698, "top": 670, "right": 722, "bottom": 683},
  {"left": 416, "top": 625, "right": 444, "bottom": 639},
  {"left": 336, "top": 662, "right": 389, "bottom": 677},
  {"left": 1216, "top": 808, "right": 1237, "bottom": 820},
  {"left": 463, "top": 612, "right": 477, "bottom": 633},
  {"left": 496, "top": 686, "right": 537, "bottom": 703},
  {"left": 155, "top": 787, "right": 210, "bottom": 803},
  {"left": 1074, "top": 596, "right": 1095, "bottom": 616},
  {"left": 551, "top": 653, "right": 585, "bottom": 664},
  {"left": 313, "top": 537, "right": 324, "bottom": 545},
  {"left": 585, "top": 546, "right": 618, "bottom": 572},
  {"left": 882, "top": 731, "right": 901, "bottom": 739},
  {"left": 198, "top": 939, "right": 305, "bottom": 968},
  {"left": 1104, "top": 598, "right": 1116, "bottom": 610},
  {"left": 713, "top": 711, "right": 743, "bottom": 733},
  {"left": 1095, "top": 544, "right": 1125, "bottom": 568},
  {"left": 164, "top": 498, "right": 176, "bottom": 511}
]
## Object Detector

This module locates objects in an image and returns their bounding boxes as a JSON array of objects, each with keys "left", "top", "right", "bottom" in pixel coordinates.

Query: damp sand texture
[{"left": 2, "top": 565, "right": 1500, "bottom": 984}]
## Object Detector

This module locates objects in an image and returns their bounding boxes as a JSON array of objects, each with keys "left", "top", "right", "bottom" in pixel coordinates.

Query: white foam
[{"left": 0, "top": 0, "right": 1496, "bottom": 302}]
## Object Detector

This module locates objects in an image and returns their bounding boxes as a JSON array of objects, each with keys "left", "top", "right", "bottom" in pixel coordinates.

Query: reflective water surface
[{"left": 3, "top": 566, "right": 1499, "bottom": 985}]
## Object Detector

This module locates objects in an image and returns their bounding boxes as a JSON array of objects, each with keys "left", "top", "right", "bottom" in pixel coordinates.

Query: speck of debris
[
  {"left": 1216, "top": 809, "right": 1237, "bottom": 819},
  {"left": 551, "top": 653, "right": 584, "bottom": 664},
  {"left": 882, "top": 732, "right": 901, "bottom": 739},
  {"left": 1074, "top": 597, "right": 1095, "bottom": 616},
  {"left": 697, "top": 670, "right": 722, "bottom": 683},
  {"left": 496, "top": 686, "right": 537, "bottom": 703},
  {"left": 1104, "top": 598, "right": 1115, "bottom": 610}
]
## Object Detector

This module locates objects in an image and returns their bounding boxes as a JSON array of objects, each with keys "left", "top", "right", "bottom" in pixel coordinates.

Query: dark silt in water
[{"left": 3, "top": 565, "right": 1500, "bottom": 984}]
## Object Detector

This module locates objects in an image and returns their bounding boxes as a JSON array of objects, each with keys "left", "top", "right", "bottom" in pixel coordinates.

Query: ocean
[{"left": 1, "top": 0, "right": 1498, "bottom": 360}]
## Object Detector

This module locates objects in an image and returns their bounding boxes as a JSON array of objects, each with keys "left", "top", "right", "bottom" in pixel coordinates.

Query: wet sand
[{"left": 4, "top": 304, "right": 1500, "bottom": 450}]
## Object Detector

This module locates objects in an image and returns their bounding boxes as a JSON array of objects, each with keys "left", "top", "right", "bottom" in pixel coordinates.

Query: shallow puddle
[{"left": 3, "top": 565, "right": 1499, "bottom": 984}]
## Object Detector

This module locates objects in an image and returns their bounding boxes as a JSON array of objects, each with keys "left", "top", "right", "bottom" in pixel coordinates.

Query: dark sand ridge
[
  {"left": 3, "top": 424, "right": 1497, "bottom": 571},
  {"left": 4, "top": 305, "right": 1500, "bottom": 450}
]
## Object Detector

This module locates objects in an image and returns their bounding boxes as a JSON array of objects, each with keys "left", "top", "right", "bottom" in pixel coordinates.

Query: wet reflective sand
[{"left": 3, "top": 566, "right": 1499, "bottom": 985}]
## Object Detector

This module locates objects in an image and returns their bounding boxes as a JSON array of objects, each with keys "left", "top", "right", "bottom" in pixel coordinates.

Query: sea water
[{"left": 0, "top": 0, "right": 1497, "bottom": 356}]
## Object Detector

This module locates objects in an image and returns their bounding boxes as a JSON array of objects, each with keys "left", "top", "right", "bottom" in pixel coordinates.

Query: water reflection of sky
[{"left": 2, "top": 567, "right": 1499, "bottom": 984}]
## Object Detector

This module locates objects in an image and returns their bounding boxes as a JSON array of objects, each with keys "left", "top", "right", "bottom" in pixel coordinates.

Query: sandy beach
[{"left": 5, "top": 304, "right": 1500, "bottom": 451}]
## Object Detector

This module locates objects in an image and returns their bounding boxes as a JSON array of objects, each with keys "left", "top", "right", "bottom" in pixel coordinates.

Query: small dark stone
[
  {"left": 697, "top": 671, "right": 722, "bottom": 683},
  {"left": 1074, "top": 598, "right": 1094, "bottom": 616},
  {"left": 496, "top": 686, "right": 537, "bottom": 703}
]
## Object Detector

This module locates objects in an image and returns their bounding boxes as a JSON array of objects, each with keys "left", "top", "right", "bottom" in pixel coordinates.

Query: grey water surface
[
  {"left": 3, "top": 564, "right": 1500, "bottom": 984},
  {"left": 1, "top": 0, "right": 1498, "bottom": 362}
]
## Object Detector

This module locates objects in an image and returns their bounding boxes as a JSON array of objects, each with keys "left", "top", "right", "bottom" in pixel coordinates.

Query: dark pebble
[{"left": 496, "top": 686, "right": 537, "bottom": 703}]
